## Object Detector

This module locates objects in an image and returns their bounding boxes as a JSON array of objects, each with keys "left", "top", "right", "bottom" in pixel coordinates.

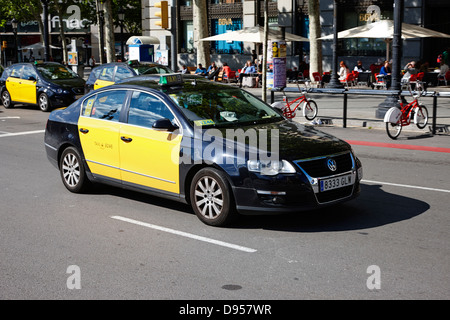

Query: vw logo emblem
[{"left": 327, "top": 158, "right": 337, "bottom": 171}]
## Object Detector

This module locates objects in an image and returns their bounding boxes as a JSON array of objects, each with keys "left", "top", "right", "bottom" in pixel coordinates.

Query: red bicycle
[
  {"left": 271, "top": 80, "right": 318, "bottom": 120},
  {"left": 384, "top": 84, "right": 429, "bottom": 139}
]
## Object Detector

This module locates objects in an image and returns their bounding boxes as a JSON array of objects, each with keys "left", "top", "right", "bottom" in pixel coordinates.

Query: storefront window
[
  {"left": 339, "top": 5, "right": 393, "bottom": 57},
  {"left": 211, "top": 18, "right": 243, "bottom": 54},
  {"left": 183, "top": 21, "right": 194, "bottom": 53}
]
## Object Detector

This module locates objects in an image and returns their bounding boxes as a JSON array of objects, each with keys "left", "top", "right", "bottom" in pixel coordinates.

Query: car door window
[
  {"left": 99, "top": 66, "right": 114, "bottom": 81},
  {"left": 10, "top": 65, "right": 23, "bottom": 78},
  {"left": 21, "top": 66, "right": 37, "bottom": 80},
  {"left": 82, "top": 90, "right": 127, "bottom": 122},
  {"left": 114, "top": 66, "right": 134, "bottom": 81},
  {"left": 127, "top": 91, "right": 175, "bottom": 128}
]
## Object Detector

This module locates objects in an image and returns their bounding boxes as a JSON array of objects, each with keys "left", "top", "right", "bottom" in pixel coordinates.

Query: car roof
[
  {"left": 93, "top": 61, "right": 170, "bottom": 69},
  {"left": 114, "top": 73, "right": 204, "bottom": 88}
]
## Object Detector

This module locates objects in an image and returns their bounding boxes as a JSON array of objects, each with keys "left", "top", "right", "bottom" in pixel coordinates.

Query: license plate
[{"left": 320, "top": 174, "right": 354, "bottom": 192}]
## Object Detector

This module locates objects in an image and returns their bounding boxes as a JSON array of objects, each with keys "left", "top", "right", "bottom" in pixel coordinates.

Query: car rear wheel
[
  {"left": 190, "top": 168, "right": 237, "bottom": 227},
  {"left": 59, "top": 147, "right": 90, "bottom": 193},
  {"left": 38, "top": 93, "right": 51, "bottom": 112},
  {"left": 2, "top": 90, "right": 14, "bottom": 108}
]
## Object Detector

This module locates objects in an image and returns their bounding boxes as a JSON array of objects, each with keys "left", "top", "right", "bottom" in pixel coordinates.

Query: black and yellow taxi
[
  {"left": 85, "top": 60, "right": 174, "bottom": 93},
  {"left": 44, "top": 74, "right": 362, "bottom": 226},
  {"left": 0, "top": 62, "right": 85, "bottom": 112}
]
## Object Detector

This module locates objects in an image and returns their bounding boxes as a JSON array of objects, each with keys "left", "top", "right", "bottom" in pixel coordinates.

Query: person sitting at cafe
[
  {"left": 378, "top": 60, "right": 392, "bottom": 88},
  {"left": 338, "top": 61, "right": 349, "bottom": 81},
  {"left": 437, "top": 60, "right": 449, "bottom": 85},
  {"left": 195, "top": 63, "right": 207, "bottom": 76},
  {"left": 402, "top": 61, "right": 418, "bottom": 80},
  {"left": 238, "top": 60, "right": 256, "bottom": 87},
  {"left": 353, "top": 60, "right": 366, "bottom": 72}
]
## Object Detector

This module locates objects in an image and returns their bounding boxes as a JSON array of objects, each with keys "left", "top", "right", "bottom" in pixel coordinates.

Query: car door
[
  {"left": 19, "top": 65, "right": 38, "bottom": 105},
  {"left": 78, "top": 89, "right": 127, "bottom": 181},
  {"left": 119, "top": 91, "right": 182, "bottom": 194},
  {"left": 6, "top": 65, "right": 23, "bottom": 102},
  {"left": 94, "top": 66, "right": 115, "bottom": 90}
]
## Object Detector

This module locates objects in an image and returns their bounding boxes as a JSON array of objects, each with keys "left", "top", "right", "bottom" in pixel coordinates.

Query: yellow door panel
[
  {"left": 119, "top": 125, "right": 182, "bottom": 194},
  {"left": 94, "top": 79, "right": 115, "bottom": 90},
  {"left": 20, "top": 79, "right": 37, "bottom": 104},
  {"left": 78, "top": 116, "right": 121, "bottom": 180},
  {"left": 6, "top": 77, "right": 20, "bottom": 102}
]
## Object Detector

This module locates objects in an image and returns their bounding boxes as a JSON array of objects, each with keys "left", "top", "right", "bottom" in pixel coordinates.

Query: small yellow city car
[
  {"left": 44, "top": 74, "right": 362, "bottom": 226},
  {"left": 85, "top": 60, "right": 174, "bottom": 93},
  {"left": 0, "top": 62, "right": 85, "bottom": 112}
]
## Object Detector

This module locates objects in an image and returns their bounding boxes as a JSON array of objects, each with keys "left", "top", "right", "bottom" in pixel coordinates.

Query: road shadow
[
  {"left": 86, "top": 182, "right": 429, "bottom": 232},
  {"left": 233, "top": 183, "right": 430, "bottom": 232}
]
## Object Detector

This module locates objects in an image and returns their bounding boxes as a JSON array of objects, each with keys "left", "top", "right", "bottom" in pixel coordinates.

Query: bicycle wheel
[
  {"left": 414, "top": 105, "right": 428, "bottom": 129},
  {"left": 303, "top": 99, "right": 318, "bottom": 120},
  {"left": 386, "top": 121, "right": 402, "bottom": 139}
]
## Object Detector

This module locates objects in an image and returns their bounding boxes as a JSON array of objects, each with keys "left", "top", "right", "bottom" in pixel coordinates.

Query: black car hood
[
  {"left": 202, "top": 120, "right": 351, "bottom": 161},
  {"left": 49, "top": 77, "right": 85, "bottom": 88}
]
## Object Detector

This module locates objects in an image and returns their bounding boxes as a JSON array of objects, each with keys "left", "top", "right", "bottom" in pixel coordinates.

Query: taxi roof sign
[{"left": 159, "top": 74, "right": 183, "bottom": 86}]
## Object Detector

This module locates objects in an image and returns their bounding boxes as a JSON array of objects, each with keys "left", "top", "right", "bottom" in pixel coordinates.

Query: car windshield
[
  {"left": 167, "top": 81, "right": 283, "bottom": 127},
  {"left": 133, "top": 65, "right": 172, "bottom": 75},
  {"left": 37, "top": 65, "right": 79, "bottom": 80}
]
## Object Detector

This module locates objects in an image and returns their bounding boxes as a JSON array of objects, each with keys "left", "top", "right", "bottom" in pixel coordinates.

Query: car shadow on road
[
  {"left": 234, "top": 183, "right": 430, "bottom": 232},
  {"left": 86, "top": 183, "right": 429, "bottom": 232}
]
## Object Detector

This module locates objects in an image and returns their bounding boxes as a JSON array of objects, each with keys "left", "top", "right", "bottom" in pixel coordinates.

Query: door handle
[
  {"left": 121, "top": 136, "right": 132, "bottom": 143},
  {"left": 79, "top": 128, "right": 89, "bottom": 134}
]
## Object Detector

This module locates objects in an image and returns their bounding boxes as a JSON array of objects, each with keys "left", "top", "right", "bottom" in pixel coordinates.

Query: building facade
[{"left": 142, "top": 0, "right": 450, "bottom": 73}]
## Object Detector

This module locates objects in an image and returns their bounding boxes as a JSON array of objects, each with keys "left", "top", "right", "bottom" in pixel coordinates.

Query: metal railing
[{"left": 270, "top": 86, "right": 448, "bottom": 135}]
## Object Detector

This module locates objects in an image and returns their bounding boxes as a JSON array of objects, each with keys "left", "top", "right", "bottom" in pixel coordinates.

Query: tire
[
  {"left": 414, "top": 105, "right": 428, "bottom": 129},
  {"left": 303, "top": 99, "right": 318, "bottom": 120},
  {"left": 386, "top": 121, "right": 402, "bottom": 140},
  {"left": 2, "top": 90, "right": 14, "bottom": 109},
  {"left": 190, "top": 168, "right": 237, "bottom": 227},
  {"left": 59, "top": 147, "right": 90, "bottom": 193},
  {"left": 38, "top": 93, "right": 51, "bottom": 112}
]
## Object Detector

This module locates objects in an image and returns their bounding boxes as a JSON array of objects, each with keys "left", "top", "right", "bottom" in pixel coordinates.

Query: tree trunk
[
  {"left": 308, "top": 0, "right": 322, "bottom": 79},
  {"left": 193, "top": 0, "right": 210, "bottom": 67},
  {"left": 54, "top": 3, "right": 68, "bottom": 65},
  {"left": 104, "top": 0, "right": 116, "bottom": 63}
]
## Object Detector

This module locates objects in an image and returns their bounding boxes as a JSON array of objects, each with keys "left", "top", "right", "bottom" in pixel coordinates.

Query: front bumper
[
  {"left": 233, "top": 151, "right": 362, "bottom": 215},
  {"left": 233, "top": 175, "right": 360, "bottom": 215}
]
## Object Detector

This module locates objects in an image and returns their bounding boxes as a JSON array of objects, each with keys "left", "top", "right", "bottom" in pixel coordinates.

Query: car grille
[
  {"left": 294, "top": 152, "right": 353, "bottom": 178},
  {"left": 294, "top": 151, "right": 355, "bottom": 204},
  {"left": 72, "top": 87, "right": 84, "bottom": 95}
]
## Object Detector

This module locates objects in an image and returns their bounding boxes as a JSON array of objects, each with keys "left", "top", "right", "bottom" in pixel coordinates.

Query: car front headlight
[{"left": 247, "top": 159, "right": 296, "bottom": 176}]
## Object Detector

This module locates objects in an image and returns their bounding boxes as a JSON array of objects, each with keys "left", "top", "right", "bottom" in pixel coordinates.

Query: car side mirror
[
  {"left": 28, "top": 76, "right": 37, "bottom": 82},
  {"left": 152, "top": 118, "right": 179, "bottom": 132}
]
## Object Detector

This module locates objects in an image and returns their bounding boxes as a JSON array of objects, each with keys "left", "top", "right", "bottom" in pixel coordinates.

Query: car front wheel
[
  {"left": 190, "top": 168, "right": 237, "bottom": 227},
  {"left": 38, "top": 93, "right": 51, "bottom": 112}
]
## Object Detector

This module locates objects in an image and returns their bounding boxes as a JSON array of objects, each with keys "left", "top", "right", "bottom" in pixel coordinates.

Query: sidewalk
[{"left": 243, "top": 82, "right": 450, "bottom": 135}]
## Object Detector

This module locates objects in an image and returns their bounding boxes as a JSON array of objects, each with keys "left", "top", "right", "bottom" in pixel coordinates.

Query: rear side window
[{"left": 82, "top": 90, "right": 127, "bottom": 122}]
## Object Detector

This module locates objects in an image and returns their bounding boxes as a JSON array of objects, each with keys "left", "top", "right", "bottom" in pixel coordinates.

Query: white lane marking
[
  {"left": 362, "top": 179, "right": 450, "bottom": 193},
  {"left": 0, "top": 130, "right": 45, "bottom": 138},
  {"left": 0, "top": 116, "right": 21, "bottom": 119},
  {"left": 110, "top": 215, "right": 257, "bottom": 253}
]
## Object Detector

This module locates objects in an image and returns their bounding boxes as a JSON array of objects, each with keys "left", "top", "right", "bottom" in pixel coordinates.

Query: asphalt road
[{"left": 1, "top": 104, "right": 449, "bottom": 303}]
